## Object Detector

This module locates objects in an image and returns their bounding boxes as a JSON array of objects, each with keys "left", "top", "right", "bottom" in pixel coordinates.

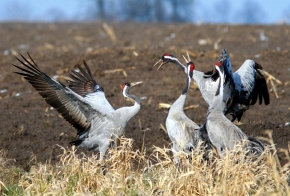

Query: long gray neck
[
  {"left": 170, "top": 73, "right": 191, "bottom": 113},
  {"left": 126, "top": 93, "right": 141, "bottom": 105},
  {"left": 208, "top": 67, "right": 224, "bottom": 113},
  {"left": 182, "top": 74, "right": 191, "bottom": 95},
  {"left": 117, "top": 92, "right": 141, "bottom": 125},
  {"left": 172, "top": 59, "right": 187, "bottom": 73}
]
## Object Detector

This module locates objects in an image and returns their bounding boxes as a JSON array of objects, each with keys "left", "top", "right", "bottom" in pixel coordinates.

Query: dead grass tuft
[{"left": 1, "top": 136, "right": 290, "bottom": 195}]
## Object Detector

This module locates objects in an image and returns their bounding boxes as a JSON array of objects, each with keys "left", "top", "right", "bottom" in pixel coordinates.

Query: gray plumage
[
  {"left": 159, "top": 51, "right": 270, "bottom": 122},
  {"left": 206, "top": 61, "right": 264, "bottom": 158},
  {"left": 160, "top": 53, "right": 219, "bottom": 105},
  {"left": 219, "top": 49, "right": 270, "bottom": 121},
  {"left": 13, "top": 54, "right": 142, "bottom": 161},
  {"left": 165, "top": 62, "right": 200, "bottom": 164}
]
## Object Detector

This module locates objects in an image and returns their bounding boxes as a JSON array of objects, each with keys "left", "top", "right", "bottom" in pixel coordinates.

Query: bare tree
[
  {"left": 87, "top": 0, "right": 107, "bottom": 20},
  {"left": 121, "top": 0, "right": 153, "bottom": 22},
  {"left": 235, "top": 0, "right": 266, "bottom": 24},
  {"left": 2, "top": 1, "right": 32, "bottom": 21},
  {"left": 153, "top": 0, "right": 167, "bottom": 22},
  {"left": 79, "top": 0, "right": 116, "bottom": 20},
  {"left": 169, "top": 0, "right": 194, "bottom": 22},
  {"left": 213, "top": 0, "right": 231, "bottom": 23},
  {"left": 97, "top": 0, "right": 106, "bottom": 19},
  {"left": 80, "top": 0, "right": 196, "bottom": 22}
]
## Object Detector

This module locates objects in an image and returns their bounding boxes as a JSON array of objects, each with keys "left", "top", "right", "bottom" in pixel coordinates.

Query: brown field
[{"left": 0, "top": 22, "right": 289, "bottom": 171}]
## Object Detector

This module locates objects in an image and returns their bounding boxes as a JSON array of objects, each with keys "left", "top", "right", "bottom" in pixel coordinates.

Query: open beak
[
  {"left": 153, "top": 59, "right": 162, "bottom": 67},
  {"left": 182, "top": 52, "right": 191, "bottom": 64},
  {"left": 153, "top": 59, "right": 168, "bottom": 71},
  {"left": 130, "top": 81, "right": 143, "bottom": 87}
]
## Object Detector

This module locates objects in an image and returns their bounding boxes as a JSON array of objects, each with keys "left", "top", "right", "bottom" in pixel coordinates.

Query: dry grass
[{"left": 0, "top": 135, "right": 290, "bottom": 195}]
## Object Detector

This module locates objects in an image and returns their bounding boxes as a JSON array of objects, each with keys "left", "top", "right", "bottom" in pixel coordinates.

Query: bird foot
[{"left": 263, "top": 70, "right": 282, "bottom": 98}]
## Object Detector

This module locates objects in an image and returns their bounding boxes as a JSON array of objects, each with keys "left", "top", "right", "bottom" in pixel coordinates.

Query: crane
[
  {"left": 219, "top": 49, "right": 269, "bottom": 121},
  {"left": 206, "top": 60, "right": 264, "bottom": 158},
  {"left": 155, "top": 53, "right": 219, "bottom": 106},
  {"left": 12, "top": 53, "right": 143, "bottom": 162},
  {"left": 165, "top": 61, "right": 200, "bottom": 165},
  {"left": 155, "top": 50, "right": 270, "bottom": 121}
]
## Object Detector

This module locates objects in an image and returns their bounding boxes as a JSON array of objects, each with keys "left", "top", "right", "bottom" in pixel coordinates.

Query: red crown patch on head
[
  {"left": 216, "top": 61, "right": 222, "bottom": 66},
  {"left": 189, "top": 62, "right": 195, "bottom": 71},
  {"left": 121, "top": 82, "right": 130, "bottom": 91},
  {"left": 121, "top": 84, "right": 126, "bottom": 91}
]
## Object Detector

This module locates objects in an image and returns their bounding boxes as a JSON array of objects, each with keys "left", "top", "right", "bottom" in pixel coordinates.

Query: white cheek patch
[
  {"left": 187, "top": 66, "right": 191, "bottom": 73},
  {"left": 122, "top": 86, "right": 128, "bottom": 97},
  {"left": 164, "top": 56, "right": 175, "bottom": 61}
]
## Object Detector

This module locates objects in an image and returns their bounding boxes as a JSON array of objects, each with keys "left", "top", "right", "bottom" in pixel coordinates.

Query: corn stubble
[{"left": 1, "top": 134, "right": 290, "bottom": 195}]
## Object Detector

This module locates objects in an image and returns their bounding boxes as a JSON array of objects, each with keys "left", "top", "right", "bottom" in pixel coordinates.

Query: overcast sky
[{"left": 0, "top": 0, "right": 289, "bottom": 24}]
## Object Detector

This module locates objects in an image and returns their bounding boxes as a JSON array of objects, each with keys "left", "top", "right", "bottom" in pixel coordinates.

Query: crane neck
[
  {"left": 209, "top": 67, "right": 225, "bottom": 113},
  {"left": 172, "top": 59, "right": 187, "bottom": 73},
  {"left": 125, "top": 93, "right": 141, "bottom": 106},
  {"left": 169, "top": 73, "right": 192, "bottom": 114},
  {"left": 182, "top": 74, "right": 191, "bottom": 95},
  {"left": 116, "top": 91, "right": 141, "bottom": 125}
]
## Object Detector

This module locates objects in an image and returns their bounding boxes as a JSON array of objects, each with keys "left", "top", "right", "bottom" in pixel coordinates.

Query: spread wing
[
  {"left": 12, "top": 53, "right": 106, "bottom": 133},
  {"left": 67, "top": 60, "right": 114, "bottom": 115},
  {"left": 233, "top": 60, "right": 270, "bottom": 106},
  {"left": 68, "top": 60, "right": 104, "bottom": 96},
  {"left": 250, "top": 63, "right": 270, "bottom": 105}
]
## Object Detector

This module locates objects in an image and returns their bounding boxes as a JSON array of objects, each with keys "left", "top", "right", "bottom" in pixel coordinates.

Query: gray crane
[
  {"left": 155, "top": 53, "right": 219, "bottom": 106},
  {"left": 206, "top": 59, "right": 264, "bottom": 158},
  {"left": 165, "top": 61, "right": 200, "bottom": 164},
  {"left": 156, "top": 50, "right": 270, "bottom": 122},
  {"left": 219, "top": 49, "right": 269, "bottom": 121},
  {"left": 12, "top": 54, "right": 143, "bottom": 162}
]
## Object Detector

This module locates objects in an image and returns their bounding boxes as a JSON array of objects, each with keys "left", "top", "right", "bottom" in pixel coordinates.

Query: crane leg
[
  {"left": 172, "top": 145, "right": 180, "bottom": 166},
  {"left": 99, "top": 144, "right": 110, "bottom": 175}
]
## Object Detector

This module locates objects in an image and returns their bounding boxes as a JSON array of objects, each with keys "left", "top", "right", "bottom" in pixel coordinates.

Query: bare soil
[{"left": 0, "top": 22, "right": 289, "bottom": 170}]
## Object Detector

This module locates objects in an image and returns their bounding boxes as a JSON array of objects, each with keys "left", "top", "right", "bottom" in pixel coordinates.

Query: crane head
[
  {"left": 215, "top": 61, "right": 223, "bottom": 74},
  {"left": 153, "top": 53, "right": 178, "bottom": 70},
  {"left": 160, "top": 53, "right": 177, "bottom": 64},
  {"left": 215, "top": 61, "right": 222, "bottom": 67},
  {"left": 186, "top": 62, "right": 195, "bottom": 78},
  {"left": 121, "top": 81, "right": 143, "bottom": 92},
  {"left": 218, "top": 49, "right": 233, "bottom": 76},
  {"left": 121, "top": 81, "right": 143, "bottom": 98}
]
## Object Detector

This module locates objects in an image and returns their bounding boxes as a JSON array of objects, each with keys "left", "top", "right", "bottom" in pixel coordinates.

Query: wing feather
[
  {"left": 67, "top": 60, "right": 114, "bottom": 114},
  {"left": 67, "top": 61, "right": 103, "bottom": 97},
  {"left": 253, "top": 66, "right": 269, "bottom": 105},
  {"left": 234, "top": 60, "right": 270, "bottom": 106},
  {"left": 12, "top": 53, "right": 106, "bottom": 133}
]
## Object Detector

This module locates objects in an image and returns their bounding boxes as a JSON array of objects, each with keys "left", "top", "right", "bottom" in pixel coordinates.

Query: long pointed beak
[
  {"left": 154, "top": 59, "right": 168, "bottom": 71},
  {"left": 153, "top": 59, "right": 162, "bottom": 67},
  {"left": 182, "top": 55, "right": 189, "bottom": 63},
  {"left": 130, "top": 81, "right": 143, "bottom": 86}
]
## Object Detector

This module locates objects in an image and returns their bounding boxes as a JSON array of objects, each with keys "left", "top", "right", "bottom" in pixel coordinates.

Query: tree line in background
[
  {"left": 86, "top": 0, "right": 195, "bottom": 23},
  {"left": 2, "top": 0, "right": 290, "bottom": 24},
  {"left": 84, "top": 0, "right": 277, "bottom": 24}
]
